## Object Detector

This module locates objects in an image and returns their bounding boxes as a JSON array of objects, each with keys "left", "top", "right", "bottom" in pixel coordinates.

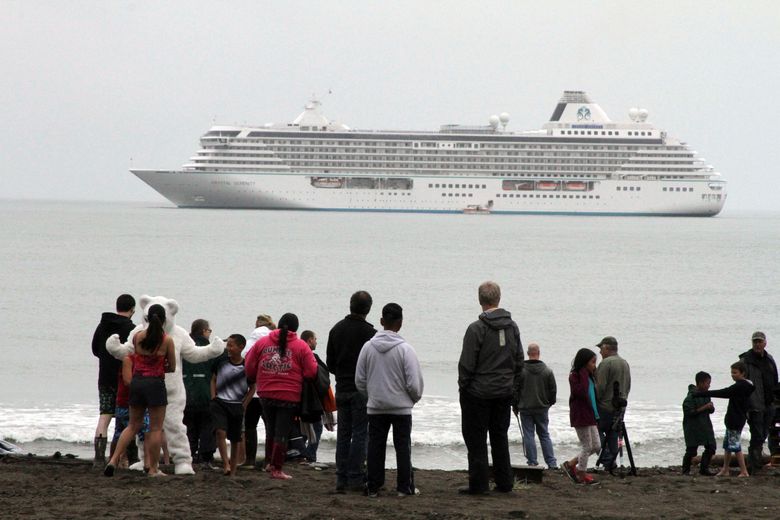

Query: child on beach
[
  {"left": 681, "top": 371, "right": 716, "bottom": 475},
  {"left": 695, "top": 361, "right": 755, "bottom": 477},
  {"left": 561, "top": 348, "right": 600, "bottom": 485},
  {"left": 104, "top": 304, "right": 176, "bottom": 477},
  {"left": 210, "top": 334, "right": 255, "bottom": 476}
]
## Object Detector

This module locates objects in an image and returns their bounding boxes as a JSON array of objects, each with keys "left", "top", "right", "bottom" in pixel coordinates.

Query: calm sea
[{"left": 1, "top": 200, "right": 778, "bottom": 468}]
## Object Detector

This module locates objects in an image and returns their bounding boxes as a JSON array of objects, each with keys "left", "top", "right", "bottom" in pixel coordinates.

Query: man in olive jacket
[
  {"left": 739, "top": 331, "right": 778, "bottom": 474},
  {"left": 595, "top": 336, "right": 631, "bottom": 471},
  {"left": 458, "top": 281, "right": 523, "bottom": 495}
]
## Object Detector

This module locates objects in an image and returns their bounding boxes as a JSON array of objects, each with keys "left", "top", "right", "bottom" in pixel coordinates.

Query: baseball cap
[
  {"left": 752, "top": 331, "right": 766, "bottom": 341},
  {"left": 596, "top": 336, "right": 618, "bottom": 348}
]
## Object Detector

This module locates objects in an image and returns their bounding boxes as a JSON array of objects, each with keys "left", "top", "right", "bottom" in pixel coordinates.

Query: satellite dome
[
  {"left": 628, "top": 107, "right": 639, "bottom": 121},
  {"left": 499, "top": 112, "right": 510, "bottom": 124},
  {"left": 638, "top": 108, "right": 649, "bottom": 121},
  {"left": 489, "top": 115, "right": 500, "bottom": 128}
]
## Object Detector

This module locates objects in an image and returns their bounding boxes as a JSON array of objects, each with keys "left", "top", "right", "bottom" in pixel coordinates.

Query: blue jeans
[
  {"left": 519, "top": 409, "right": 556, "bottom": 467},
  {"left": 302, "top": 420, "right": 323, "bottom": 462},
  {"left": 335, "top": 391, "right": 368, "bottom": 488}
]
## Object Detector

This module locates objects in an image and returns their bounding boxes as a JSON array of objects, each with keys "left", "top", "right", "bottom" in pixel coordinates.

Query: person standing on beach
[
  {"left": 245, "top": 313, "right": 318, "bottom": 480},
  {"left": 681, "top": 371, "right": 716, "bottom": 476},
  {"left": 739, "top": 331, "right": 777, "bottom": 474},
  {"left": 300, "top": 330, "right": 326, "bottom": 463},
  {"left": 695, "top": 361, "right": 755, "bottom": 477},
  {"left": 561, "top": 348, "right": 600, "bottom": 485},
  {"left": 91, "top": 293, "right": 136, "bottom": 467},
  {"left": 356, "top": 303, "right": 424, "bottom": 497},
  {"left": 517, "top": 343, "right": 557, "bottom": 469},
  {"left": 182, "top": 319, "right": 220, "bottom": 468},
  {"left": 595, "top": 336, "right": 631, "bottom": 472},
  {"left": 458, "top": 281, "right": 523, "bottom": 495},
  {"left": 243, "top": 314, "right": 274, "bottom": 468},
  {"left": 327, "top": 291, "right": 377, "bottom": 492}
]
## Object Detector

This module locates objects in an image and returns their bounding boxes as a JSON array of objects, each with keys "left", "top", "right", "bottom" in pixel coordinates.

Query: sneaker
[
  {"left": 577, "top": 473, "right": 598, "bottom": 485},
  {"left": 103, "top": 463, "right": 115, "bottom": 477},
  {"left": 560, "top": 461, "right": 577, "bottom": 483},
  {"left": 365, "top": 488, "right": 379, "bottom": 498},
  {"left": 397, "top": 487, "right": 420, "bottom": 497}
]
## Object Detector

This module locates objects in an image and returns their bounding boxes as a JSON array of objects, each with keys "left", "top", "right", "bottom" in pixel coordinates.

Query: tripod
[
  {"left": 610, "top": 404, "right": 637, "bottom": 476},
  {"left": 598, "top": 381, "right": 637, "bottom": 477}
]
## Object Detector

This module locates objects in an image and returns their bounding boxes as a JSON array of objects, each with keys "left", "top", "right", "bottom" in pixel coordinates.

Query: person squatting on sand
[
  {"left": 681, "top": 371, "right": 716, "bottom": 476},
  {"left": 210, "top": 334, "right": 254, "bottom": 476},
  {"left": 457, "top": 281, "right": 524, "bottom": 495},
  {"left": 562, "top": 348, "right": 601, "bottom": 485},
  {"left": 595, "top": 336, "right": 631, "bottom": 472},
  {"left": 243, "top": 314, "right": 275, "bottom": 468},
  {"left": 327, "top": 291, "right": 377, "bottom": 492},
  {"left": 516, "top": 342, "right": 557, "bottom": 469},
  {"left": 182, "top": 319, "right": 220, "bottom": 468},
  {"left": 91, "top": 293, "right": 136, "bottom": 467},
  {"left": 356, "top": 303, "right": 424, "bottom": 498},
  {"left": 739, "top": 331, "right": 777, "bottom": 475},
  {"left": 104, "top": 304, "right": 176, "bottom": 477},
  {"left": 245, "top": 313, "right": 318, "bottom": 480},
  {"left": 695, "top": 360, "right": 755, "bottom": 477}
]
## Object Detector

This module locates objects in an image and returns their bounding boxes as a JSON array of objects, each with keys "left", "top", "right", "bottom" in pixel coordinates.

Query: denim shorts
[{"left": 723, "top": 428, "right": 743, "bottom": 453}]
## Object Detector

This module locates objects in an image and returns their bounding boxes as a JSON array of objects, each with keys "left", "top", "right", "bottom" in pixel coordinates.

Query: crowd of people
[{"left": 91, "top": 283, "right": 777, "bottom": 493}]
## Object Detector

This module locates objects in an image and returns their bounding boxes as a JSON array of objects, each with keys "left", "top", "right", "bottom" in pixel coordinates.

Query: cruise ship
[{"left": 132, "top": 91, "right": 726, "bottom": 216}]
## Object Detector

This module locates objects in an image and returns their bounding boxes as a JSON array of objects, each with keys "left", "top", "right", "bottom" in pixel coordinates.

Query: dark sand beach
[{"left": 3, "top": 455, "right": 780, "bottom": 519}]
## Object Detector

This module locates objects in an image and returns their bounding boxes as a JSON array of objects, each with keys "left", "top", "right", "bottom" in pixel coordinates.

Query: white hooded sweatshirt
[{"left": 355, "top": 330, "right": 424, "bottom": 415}]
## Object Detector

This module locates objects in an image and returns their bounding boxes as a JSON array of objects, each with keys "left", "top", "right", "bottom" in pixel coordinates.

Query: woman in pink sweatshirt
[{"left": 244, "top": 313, "right": 318, "bottom": 480}]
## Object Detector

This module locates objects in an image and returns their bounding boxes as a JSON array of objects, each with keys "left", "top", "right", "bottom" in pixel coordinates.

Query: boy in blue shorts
[{"left": 695, "top": 361, "right": 754, "bottom": 477}]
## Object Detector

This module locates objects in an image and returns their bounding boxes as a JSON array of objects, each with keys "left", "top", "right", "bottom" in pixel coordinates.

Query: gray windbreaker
[{"left": 355, "top": 330, "right": 424, "bottom": 415}]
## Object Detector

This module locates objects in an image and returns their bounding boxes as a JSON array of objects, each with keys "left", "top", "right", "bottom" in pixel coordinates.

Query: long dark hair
[
  {"left": 276, "top": 313, "right": 299, "bottom": 358},
  {"left": 141, "top": 304, "right": 166, "bottom": 353},
  {"left": 571, "top": 348, "right": 596, "bottom": 373}
]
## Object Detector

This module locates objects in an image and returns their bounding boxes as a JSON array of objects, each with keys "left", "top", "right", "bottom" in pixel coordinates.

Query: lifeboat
[
  {"left": 563, "top": 181, "right": 587, "bottom": 191},
  {"left": 536, "top": 181, "right": 560, "bottom": 191}
]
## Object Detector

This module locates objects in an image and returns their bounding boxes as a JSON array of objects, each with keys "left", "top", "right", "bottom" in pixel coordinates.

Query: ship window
[
  {"left": 441, "top": 193, "right": 446, "bottom": 197},
  {"left": 469, "top": 193, "right": 473, "bottom": 197},
  {"left": 616, "top": 187, "right": 620, "bottom": 191},
  {"left": 608, "top": 131, "right": 613, "bottom": 135},
  {"left": 663, "top": 187, "right": 667, "bottom": 191},
  {"left": 448, "top": 193, "right": 453, "bottom": 197},
  {"left": 629, "top": 187, "right": 634, "bottom": 191},
  {"left": 637, "top": 187, "right": 641, "bottom": 191},
  {"left": 615, "top": 132, "right": 619, "bottom": 135},
  {"left": 448, "top": 184, "right": 453, "bottom": 188},
  {"left": 482, "top": 184, "right": 486, "bottom": 189}
]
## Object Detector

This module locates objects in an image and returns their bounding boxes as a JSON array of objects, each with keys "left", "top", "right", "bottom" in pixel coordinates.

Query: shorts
[
  {"left": 113, "top": 407, "right": 151, "bottom": 442},
  {"left": 129, "top": 376, "right": 167, "bottom": 408},
  {"left": 723, "top": 428, "right": 743, "bottom": 453},
  {"left": 99, "top": 386, "right": 117, "bottom": 415},
  {"left": 210, "top": 399, "right": 244, "bottom": 442}
]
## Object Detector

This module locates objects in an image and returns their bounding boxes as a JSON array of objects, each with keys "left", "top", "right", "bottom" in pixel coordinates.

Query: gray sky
[{"left": 3, "top": 1, "right": 779, "bottom": 212}]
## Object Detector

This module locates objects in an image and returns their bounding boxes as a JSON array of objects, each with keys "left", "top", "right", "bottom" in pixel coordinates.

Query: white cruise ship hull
[{"left": 133, "top": 169, "right": 725, "bottom": 216}]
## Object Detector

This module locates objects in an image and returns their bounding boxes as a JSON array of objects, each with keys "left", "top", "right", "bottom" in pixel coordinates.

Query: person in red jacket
[
  {"left": 561, "top": 348, "right": 600, "bottom": 485},
  {"left": 244, "top": 313, "right": 318, "bottom": 480}
]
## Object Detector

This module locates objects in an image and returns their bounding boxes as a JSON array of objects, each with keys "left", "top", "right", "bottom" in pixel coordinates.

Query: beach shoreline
[{"left": 3, "top": 455, "right": 780, "bottom": 519}]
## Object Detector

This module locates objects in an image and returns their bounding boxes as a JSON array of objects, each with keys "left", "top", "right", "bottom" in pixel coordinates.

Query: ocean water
[{"left": 0, "top": 200, "right": 778, "bottom": 469}]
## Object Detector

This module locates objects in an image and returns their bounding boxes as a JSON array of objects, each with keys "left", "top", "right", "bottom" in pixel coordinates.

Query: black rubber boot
[{"left": 93, "top": 436, "right": 107, "bottom": 468}]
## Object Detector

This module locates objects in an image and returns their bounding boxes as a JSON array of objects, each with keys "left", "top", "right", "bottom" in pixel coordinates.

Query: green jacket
[
  {"left": 595, "top": 354, "right": 631, "bottom": 412},
  {"left": 682, "top": 384, "right": 716, "bottom": 447},
  {"left": 183, "top": 336, "right": 224, "bottom": 409}
]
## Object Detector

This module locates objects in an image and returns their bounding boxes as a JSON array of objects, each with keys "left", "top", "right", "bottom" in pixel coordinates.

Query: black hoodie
[
  {"left": 458, "top": 309, "right": 524, "bottom": 400},
  {"left": 91, "top": 312, "right": 135, "bottom": 388}
]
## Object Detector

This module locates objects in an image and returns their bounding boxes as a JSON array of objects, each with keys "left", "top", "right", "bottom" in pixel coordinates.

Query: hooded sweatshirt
[
  {"left": 355, "top": 330, "right": 424, "bottom": 415},
  {"left": 92, "top": 312, "right": 135, "bottom": 388},
  {"left": 244, "top": 329, "right": 318, "bottom": 403},
  {"left": 458, "top": 309, "right": 523, "bottom": 400},
  {"left": 517, "top": 359, "right": 557, "bottom": 411}
]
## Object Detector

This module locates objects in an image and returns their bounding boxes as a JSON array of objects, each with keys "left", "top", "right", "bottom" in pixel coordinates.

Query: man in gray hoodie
[
  {"left": 517, "top": 343, "right": 557, "bottom": 468},
  {"left": 355, "top": 303, "right": 424, "bottom": 497}
]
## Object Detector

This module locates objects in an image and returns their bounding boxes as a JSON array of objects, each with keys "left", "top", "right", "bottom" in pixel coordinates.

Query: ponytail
[
  {"left": 142, "top": 304, "right": 166, "bottom": 352},
  {"left": 278, "top": 324, "right": 289, "bottom": 358},
  {"left": 276, "top": 312, "right": 300, "bottom": 359}
]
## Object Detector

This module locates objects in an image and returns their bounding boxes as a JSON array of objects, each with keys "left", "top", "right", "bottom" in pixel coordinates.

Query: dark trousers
[
  {"left": 244, "top": 398, "right": 263, "bottom": 465},
  {"left": 682, "top": 443, "right": 715, "bottom": 474},
  {"left": 335, "top": 391, "right": 368, "bottom": 487},
  {"left": 262, "top": 402, "right": 296, "bottom": 445},
  {"left": 367, "top": 414, "right": 414, "bottom": 495},
  {"left": 597, "top": 409, "right": 619, "bottom": 469},
  {"left": 459, "top": 391, "right": 514, "bottom": 493},
  {"left": 747, "top": 409, "right": 774, "bottom": 471},
  {"left": 182, "top": 406, "right": 215, "bottom": 463}
]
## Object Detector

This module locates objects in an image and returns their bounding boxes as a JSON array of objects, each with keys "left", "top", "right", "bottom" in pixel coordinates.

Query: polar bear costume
[{"left": 106, "top": 295, "right": 225, "bottom": 475}]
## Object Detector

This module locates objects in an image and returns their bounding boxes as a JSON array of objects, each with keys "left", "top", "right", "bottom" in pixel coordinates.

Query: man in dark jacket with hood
[
  {"left": 91, "top": 293, "right": 135, "bottom": 467},
  {"left": 739, "top": 331, "right": 778, "bottom": 474},
  {"left": 458, "top": 281, "right": 523, "bottom": 495},
  {"left": 327, "top": 290, "right": 377, "bottom": 492},
  {"left": 517, "top": 343, "right": 557, "bottom": 469}
]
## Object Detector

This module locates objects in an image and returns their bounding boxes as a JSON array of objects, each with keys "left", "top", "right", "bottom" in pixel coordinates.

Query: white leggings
[{"left": 574, "top": 425, "right": 601, "bottom": 471}]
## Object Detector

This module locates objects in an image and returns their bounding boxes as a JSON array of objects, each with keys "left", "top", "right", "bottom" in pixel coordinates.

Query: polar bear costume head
[{"left": 107, "top": 294, "right": 225, "bottom": 475}]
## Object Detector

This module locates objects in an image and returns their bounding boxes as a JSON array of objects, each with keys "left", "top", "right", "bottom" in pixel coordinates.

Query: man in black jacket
[
  {"left": 739, "top": 331, "right": 778, "bottom": 474},
  {"left": 326, "top": 290, "right": 376, "bottom": 492},
  {"left": 91, "top": 293, "right": 135, "bottom": 467},
  {"left": 458, "top": 281, "right": 523, "bottom": 494}
]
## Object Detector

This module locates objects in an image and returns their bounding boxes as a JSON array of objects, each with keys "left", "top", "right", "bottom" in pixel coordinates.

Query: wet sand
[{"left": 2, "top": 455, "right": 780, "bottom": 519}]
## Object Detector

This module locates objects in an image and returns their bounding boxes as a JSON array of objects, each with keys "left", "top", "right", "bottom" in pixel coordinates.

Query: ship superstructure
[{"left": 132, "top": 91, "right": 726, "bottom": 216}]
